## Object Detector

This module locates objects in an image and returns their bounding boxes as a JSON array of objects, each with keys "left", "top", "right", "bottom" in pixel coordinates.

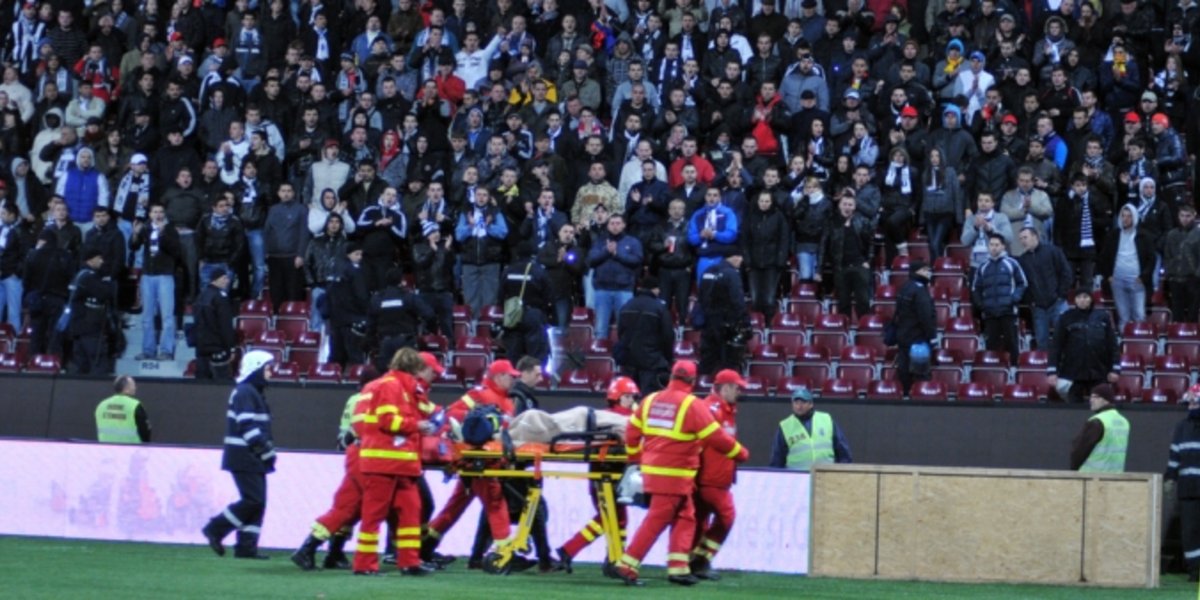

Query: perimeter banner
[{"left": 0, "top": 440, "right": 809, "bottom": 574}]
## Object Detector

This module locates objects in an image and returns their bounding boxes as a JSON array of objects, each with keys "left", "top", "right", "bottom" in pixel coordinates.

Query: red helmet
[{"left": 607, "top": 376, "right": 640, "bottom": 401}]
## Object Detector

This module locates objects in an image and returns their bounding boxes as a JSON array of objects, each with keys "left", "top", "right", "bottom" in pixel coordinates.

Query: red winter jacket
[
  {"left": 626, "top": 380, "right": 748, "bottom": 495},
  {"left": 355, "top": 371, "right": 424, "bottom": 477},
  {"left": 444, "top": 379, "right": 515, "bottom": 428},
  {"left": 696, "top": 394, "right": 739, "bottom": 489}
]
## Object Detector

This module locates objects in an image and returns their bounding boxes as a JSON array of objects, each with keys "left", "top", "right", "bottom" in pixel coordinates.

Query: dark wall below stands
[{"left": 0, "top": 375, "right": 1180, "bottom": 473}]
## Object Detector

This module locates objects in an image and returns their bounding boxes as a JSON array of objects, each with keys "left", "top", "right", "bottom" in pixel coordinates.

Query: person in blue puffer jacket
[{"left": 972, "top": 233, "right": 1028, "bottom": 365}]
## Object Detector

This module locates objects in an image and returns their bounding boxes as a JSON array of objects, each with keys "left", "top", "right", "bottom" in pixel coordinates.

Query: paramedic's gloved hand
[{"left": 418, "top": 420, "right": 436, "bottom": 435}]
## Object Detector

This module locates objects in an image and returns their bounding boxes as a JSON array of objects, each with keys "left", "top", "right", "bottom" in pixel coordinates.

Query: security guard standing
[
  {"left": 67, "top": 249, "right": 117, "bottom": 375},
  {"left": 614, "top": 360, "right": 748, "bottom": 587},
  {"left": 616, "top": 276, "right": 675, "bottom": 393},
  {"left": 328, "top": 243, "right": 371, "bottom": 368},
  {"left": 1070, "top": 383, "right": 1130, "bottom": 472},
  {"left": 95, "top": 375, "right": 152, "bottom": 443},
  {"left": 370, "top": 268, "right": 435, "bottom": 373},
  {"left": 697, "top": 251, "right": 749, "bottom": 375},
  {"left": 193, "top": 268, "right": 237, "bottom": 380},
  {"left": 1167, "top": 384, "right": 1200, "bottom": 582},
  {"left": 202, "top": 350, "right": 278, "bottom": 560},
  {"left": 768, "top": 388, "right": 853, "bottom": 470},
  {"left": 499, "top": 243, "right": 552, "bottom": 364}
]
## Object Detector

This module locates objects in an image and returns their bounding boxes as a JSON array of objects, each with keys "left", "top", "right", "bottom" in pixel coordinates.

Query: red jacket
[
  {"left": 696, "top": 394, "right": 739, "bottom": 489},
  {"left": 444, "top": 379, "right": 515, "bottom": 429},
  {"left": 668, "top": 155, "right": 716, "bottom": 188},
  {"left": 355, "top": 371, "right": 424, "bottom": 477},
  {"left": 626, "top": 381, "right": 747, "bottom": 495}
]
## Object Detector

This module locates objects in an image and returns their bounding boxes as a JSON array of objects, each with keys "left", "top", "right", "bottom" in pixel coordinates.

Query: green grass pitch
[{"left": 0, "top": 536, "right": 1195, "bottom": 599}]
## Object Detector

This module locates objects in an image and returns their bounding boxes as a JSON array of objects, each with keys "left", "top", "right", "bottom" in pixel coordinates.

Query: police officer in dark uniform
[
  {"left": 370, "top": 267, "right": 435, "bottom": 373},
  {"left": 328, "top": 243, "right": 371, "bottom": 367},
  {"left": 193, "top": 268, "right": 237, "bottom": 380},
  {"left": 616, "top": 276, "right": 675, "bottom": 393},
  {"left": 895, "top": 260, "right": 937, "bottom": 397},
  {"left": 67, "top": 249, "right": 117, "bottom": 375},
  {"left": 697, "top": 251, "right": 749, "bottom": 375},
  {"left": 499, "top": 243, "right": 552, "bottom": 363},
  {"left": 202, "top": 350, "right": 277, "bottom": 560}
]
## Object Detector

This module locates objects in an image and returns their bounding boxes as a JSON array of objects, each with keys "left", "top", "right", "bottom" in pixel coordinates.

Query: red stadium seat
[
  {"left": 558, "top": 369, "right": 594, "bottom": 391},
  {"left": 1167, "top": 341, "right": 1200, "bottom": 364},
  {"left": 268, "top": 362, "right": 301, "bottom": 382},
  {"left": 307, "top": 362, "right": 343, "bottom": 383},
  {"left": 786, "top": 301, "right": 823, "bottom": 326},
  {"left": 970, "top": 368, "right": 1010, "bottom": 389},
  {"left": 1167, "top": 322, "right": 1200, "bottom": 339},
  {"left": 821, "top": 378, "right": 858, "bottom": 399},
  {"left": 1002, "top": 384, "right": 1039, "bottom": 403},
  {"left": 1152, "top": 374, "right": 1190, "bottom": 401},
  {"left": 1017, "top": 350, "right": 1049, "bottom": 368},
  {"left": 941, "top": 336, "right": 978, "bottom": 358},
  {"left": 753, "top": 344, "right": 789, "bottom": 362},
  {"left": 1115, "top": 373, "right": 1144, "bottom": 402},
  {"left": 452, "top": 354, "right": 489, "bottom": 383},
  {"left": 793, "top": 345, "right": 830, "bottom": 364},
  {"left": 1155, "top": 355, "right": 1190, "bottom": 373},
  {"left": 456, "top": 336, "right": 492, "bottom": 353},
  {"left": 419, "top": 334, "right": 450, "bottom": 352},
  {"left": 814, "top": 313, "right": 850, "bottom": 331},
  {"left": 811, "top": 331, "right": 848, "bottom": 357},
  {"left": 840, "top": 345, "right": 876, "bottom": 365},
  {"left": 183, "top": 360, "right": 197, "bottom": 378},
  {"left": 933, "top": 349, "right": 964, "bottom": 369},
  {"left": 452, "top": 304, "right": 472, "bottom": 322},
  {"left": 0, "top": 352, "right": 20, "bottom": 372},
  {"left": 1117, "top": 353, "right": 1144, "bottom": 373},
  {"left": 1121, "top": 341, "right": 1158, "bottom": 366},
  {"left": 584, "top": 357, "right": 615, "bottom": 381},
  {"left": 933, "top": 256, "right": 965, "bottom": 273},
  {"left": 868, "top": 379, "right": 903, "bottom": 400},
  {"left": 891, "top": 256, "right": 912, "bottom": 272},
  {"left": 278, "top": 301, "right": 309, "bottom": 316},
  {"left": 932, "top": 277, "right": 964, "bottom": 298},
  {"left": 673, "top": 340, "right": 697, "bottom": 358},
  {"left": 436, "top": 366, "right": 465, "bottom": 387},
  {"left": 930, "top": 367, "right": 963, "bottom": 389},
  {"left": 945, "top": 245, "right": 971, "bottom": 267},
  {"left": 874, "top": 284, "right": 899, "bottom": 301},
  {"left": 857, "top": 313, "right": 888, "bottom": 332},
  {"left": 1142, "top": 388, "right": 1175, "bottom": 403},
  {"left": 344, "top": 364, "right": 367, "bottom": 384},
  {"left": 586, "top": 338, "right": 613, "bottom": 356},
  {"left": 946, "top": 316, "right": 977, "bottom": 336},
  {"left": 1122, "top": 321, "right": 1158, "bottom": 340},
  {"left": 776, "top": 377, "right": 815, "bottom": 397},
  {"left": 837, "top": 365, "right": 874, "bottom": 392},
  {"left": 239, "top": 299, "right": 270, "bottom": 315},
  {"left": 911, "top": 381, "right": 948, "bottom": 401},
  {"left": 957, "top": 382, "right": 995, "bottom": 402},
  {"left": 974, "top": 350, "right": 1009, "bottom": 367},
  {"left": 742, "top": 376, "right": 768, "bottom": 395},
  {"left": 855, "top": 332, "right": 887, "bottom": 357},
  {"left": 1015, "top": 371, "right": 1053, "bottom": 399},
  {"left": 289, "top": 331, "right": 322, "bottom": 372},
  {"left": 792, "top": 364, "right": 830, "bottom": 386},
  {"left": 235, "top": 315, "right": 271, "bottom": 343}
]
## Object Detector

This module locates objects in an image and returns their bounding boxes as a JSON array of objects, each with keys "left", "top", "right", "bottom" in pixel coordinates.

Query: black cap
[
  {"left": 800, "top": 90, "right": 816, "bottom": 100},
  {"left": 37, "top": 229, "right": 57, "bottom": 245},
  {"left": 84, "top": 248, "right": 104, "bottom": 262},
  {"left": 909, "top": 259, "right": 928, "bottom": 275},
  {"left": 802, "top": 0, "right": 817, "bottom": 7},
  {"left": 640, "top": 275, "right": 660, "bottom": 290},
  {"left": 346, "top": 242, "right": 362, "bottom": 255},
  {"left": 209, "top": 266, "right": 229, "bottom": 281}
]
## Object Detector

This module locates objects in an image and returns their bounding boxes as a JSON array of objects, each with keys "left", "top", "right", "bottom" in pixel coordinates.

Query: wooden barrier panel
[{"left": 810, "top": 464, "right": 1161, "bottom": 588}]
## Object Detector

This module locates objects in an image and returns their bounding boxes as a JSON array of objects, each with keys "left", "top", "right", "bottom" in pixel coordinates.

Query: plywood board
[
  {"left": 1083, "top": 478, "right": 1160, "bottom": 587},
  {"left": 810, "top": 471, "right": 879, "bottom": 577}
]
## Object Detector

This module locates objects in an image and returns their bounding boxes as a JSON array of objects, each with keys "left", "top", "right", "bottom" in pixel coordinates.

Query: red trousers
[
  {"left": 352, "top": 474, "right": 423, "bottom": 572},
  {"left": 313, "top": 452, "right": 363, "bottom": 539},
  {"left": 427, "top": 477, "right": 511, "bottom": 544},
  {"left": 619, "top": 492, "right": 695, "bottom": 576},
  {"left": 692, "top": 485, "right": 735, "bottom": 562},
  {"left": 561, "top": 480, "right": 628, "bottom": 558}
]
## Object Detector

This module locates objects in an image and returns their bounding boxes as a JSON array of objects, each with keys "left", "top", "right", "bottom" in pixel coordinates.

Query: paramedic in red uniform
[
  {"left": 614, "top": 360, "right": 748, "bottom": 587},
  {"left": 352, "top": 348, "right": 435, "bottom": 576},
  {"left": 420, "top": 359, "right": 518, "bottom": 561},
  {"left": 690, "top": 368, "right": 745, "bottom": 580},
  {"left": 557, "top": 375, "right": 641, "bottom": 572}
]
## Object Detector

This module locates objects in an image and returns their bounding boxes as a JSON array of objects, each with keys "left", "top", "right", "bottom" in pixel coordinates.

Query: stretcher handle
[{"left": 549, "top": 430, "right": 623, "bottom": 459}]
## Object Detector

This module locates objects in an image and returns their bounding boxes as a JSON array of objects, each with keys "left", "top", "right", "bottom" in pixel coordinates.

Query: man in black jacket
[
  {"left": 1048, "top": 289, "right": 1120, "bottom": 403},
  {"left": 820, "top": 193, "right": 874, "bottom": 319},
  {"left": 500, "top": 244, "right": 552, "bottom": 364},
  {"left": 894, "top": 260, "right": 937, "bottom": 397},
  {"left": 130, "top": 204, "right": 183, "bottom": 361},
  {"left": 328, "top": 243, "right": 371, "bottom": 368},
  {"left": 616, "top": 276, "right": 675, "bottom": 393},
  {"left": 648, "top": 199, "right": 693, "bottom": 325},
  {"left": 370, "top": 268, "right": 435, "bottom": 373},
  {"left": 0, "top": 202, "right": 30, "bottom": 333},
  {"left": 1166, "top": 385, "right": 1200, "bottom": 582},
  {"left": 413, "top": 222, "right": 457, "bottom": 346},
  {"left": 538, "top": 222, "right": 585, "bottom": 329},
  {"left": 193, "top": 268, "right": 237, "bottom": 380},
  {"left": 23, "top": 230, "right": 73, "bottom": 355},
  {"left": 67, "top": 249, "right": 117, "bottom": 375},
  {"left": 196, "top": 194, "right": 246, "bottom": 292},
  {"left": 202, "top": 350, "right": 277, "bottom": 560},
  {"left": 698, "top": 252, "right": 749, "bottom": 375},
  {"left": 1017, "top": 227, "right": 1073, "bottom": 352}
]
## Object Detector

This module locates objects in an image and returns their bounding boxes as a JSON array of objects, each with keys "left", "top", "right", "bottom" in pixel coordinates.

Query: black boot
[
  {"left": 690, "top": 556, "right": 721, "bottom": 581},
  {"left": 290, "top": 535, "right": 322, "bottom": 571},
  {"left": 201, "top": 522, "right": 227, "bottom": 557},
  {"left": 234, "top": 531, "right": 270, "bottom": 559},
  {"left": 323, "top": 534, "right": 351, "bottom": 569}
]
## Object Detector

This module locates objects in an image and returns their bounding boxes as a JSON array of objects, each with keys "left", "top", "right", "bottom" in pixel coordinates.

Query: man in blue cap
[{"left": 768, "top": 387, "right": 852, "bottom": 470}]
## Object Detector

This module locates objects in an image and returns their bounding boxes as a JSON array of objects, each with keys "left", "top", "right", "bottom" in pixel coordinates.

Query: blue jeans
[
  {"left": 1111, "top": 276, "right": 1146, "bottom": 329},
  {"left": 141, "top": 274, "right": 176, "bottom": 357},
  {"left": 1031, "top": 299, "right": 1068, "bottom": 351},
  {"left": 796, "top": 251, "right": 818, "bottom": 281},
  {"left": 593, "top": 289, "right": 633, "bottom": 339},
  {"left": 245, "top": 229, "right": 266, "bottom": 299},
  {"left": 118, "top": 219, "right": 141, "bottom": 268},
  {"left": 0, "top": 274, "right": 23, "bottom": 331},
  {"left": 309, "top": 286, "right": 326, "bottom": 332},
  {"left": 199, "top": 262, "right": 231, "bottom": 290}
]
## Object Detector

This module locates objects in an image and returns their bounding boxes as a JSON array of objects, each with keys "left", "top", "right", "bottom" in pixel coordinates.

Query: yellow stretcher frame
[{"left": 454, "top": 440, "right": 628, "bottom": 575}]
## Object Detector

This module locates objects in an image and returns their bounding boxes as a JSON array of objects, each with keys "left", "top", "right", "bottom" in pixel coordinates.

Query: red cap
[
  {"left": 213, "top": 37, "right": 227, "bottom": 48},
  {"left": 1124, "top": 112, "right": 1141, "bottom": 124},
  {"left": 419, "top": 352, "right": 444, "bottom": 376},
  {"left": 900, "top": 105, "right": 919, "bottom": 118},
  {"left": 169, "top": 31, "right": 183, "bottom": 42},
  {"left": 1152, "top": 113, "right": 1170, "bottom": 128},
  {"left": 671, "top": 360, "right": 698, "bottom": 380},
  {"left": 607, "top": 376, "right": 640, "bottom": 401},
  {"left": 713, "top": 369, "right": 748, "bottom": 388},
  {"left": 323, "top": 138, "right": 341, "bottom": 149},
  {"left": 1001, "top": 114, "right": 1018, "bottom": 125},
  {"left": 487, "top": 359, "right": 520, "bottom": 378}
]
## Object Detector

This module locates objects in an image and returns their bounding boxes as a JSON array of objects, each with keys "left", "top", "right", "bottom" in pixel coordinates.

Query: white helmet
[{"left": 238, "top": 350, "right": 276, "bottom": 383}]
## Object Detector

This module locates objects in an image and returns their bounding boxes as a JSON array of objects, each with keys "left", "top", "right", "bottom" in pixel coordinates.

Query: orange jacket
[
  {"left": 355, "top": 371, "right": 424, "bottom": 477},
  {"left": 444, "top": 380, "right": 515, "bottom": 428},
  {"left": 696, "top": 394, "right": 739, "bottom": 489},
  {"left": 626, "top": 380, "right": 748, "bottom": 495}
]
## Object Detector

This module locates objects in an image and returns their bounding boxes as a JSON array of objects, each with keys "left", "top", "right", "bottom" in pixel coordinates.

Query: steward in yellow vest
[
  {"left": 1071, "top": 383, "right": 1129, "bottom": 472},
  {"left": 768, "top": 387, "right": 852, "bottom": 470},
  {"left": 95, "top": 376, "right": 151, "bottom": 443}
]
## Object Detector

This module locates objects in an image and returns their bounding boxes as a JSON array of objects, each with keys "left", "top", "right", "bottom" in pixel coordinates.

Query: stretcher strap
[{"left": 533, "top": 452, "right": 543, "bottom": 480}]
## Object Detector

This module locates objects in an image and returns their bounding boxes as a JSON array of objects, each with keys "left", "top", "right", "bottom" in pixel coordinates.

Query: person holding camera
[
  {"left": 193, "top": 268, "right": 237, "bottom": 380},
  {"left": 538, "top": 222, "right": 585, "bottom": 330}
]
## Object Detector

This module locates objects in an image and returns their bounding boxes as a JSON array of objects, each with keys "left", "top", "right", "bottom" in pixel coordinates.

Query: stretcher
[{"left": 452, "top": 430, "right": 628, "bottom": 575}]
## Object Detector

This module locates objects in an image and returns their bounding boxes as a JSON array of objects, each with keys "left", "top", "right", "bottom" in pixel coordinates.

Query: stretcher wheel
[{"left": 483, "top": 551, "right": 511, "bottom": 575}]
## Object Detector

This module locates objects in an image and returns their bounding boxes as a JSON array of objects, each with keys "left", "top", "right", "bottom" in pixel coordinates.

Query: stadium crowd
[{"left": 0, "top": 0, "right": 1198, "bottom": 392}]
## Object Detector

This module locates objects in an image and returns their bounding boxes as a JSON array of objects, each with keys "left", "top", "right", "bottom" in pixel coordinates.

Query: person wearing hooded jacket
[
  {"left": 202, "top": 350, "right": 278, "bottom": 560},
  {"left": 57, "top": 147, "right": 109, "bottom": 226},
  {"left": 928, "top": 104, "right": 978, "bottom": 177},
  {"left": 1099, "top": 203, "right": 1156, "bottom": 329}
]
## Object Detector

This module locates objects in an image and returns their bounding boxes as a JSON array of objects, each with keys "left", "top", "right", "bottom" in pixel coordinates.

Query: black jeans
[
  {"left": 748, "top": 267, "right": 782, "bottom": 321},
  {"left": 834, "top": 265, "right": 872, "bottom": 319},
  {"left": 700, "top": 322, "right": 745, "bottom": 375},
  {"left": 420, "top": 290, "right": 457, "bottom": 344},
  {"left": 69, "top": 334, "right": 107, "bottom": 375},
  {"left": 196, "top": 355, "right": 234, "bottom": 380},
  {"left": 658, "top": 267, "right": 690, "bottom": 325},
  {"left": 982, "top": 314, "right": 1019, "bottom": 365},
  {"left": 1069, "top": 256, "right": 1096, "bottom": 292},
  {"left": 896, "top": 344, "right": 930, "bottom": 396},
  {"left": 330, "top": 324, "right": 365, "bottom": 368},
  {"left": 376, "top": 333, "right": 418, "bottom": 373},
  {"left": 266, "top": 256, "right": 305, "bottom": 312},
  {"left": 1168, "top": 278, "right": 1200, "bottom": 323},
  {"left": 501, "top": 308, "right": 549, "bottom": 364}
]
